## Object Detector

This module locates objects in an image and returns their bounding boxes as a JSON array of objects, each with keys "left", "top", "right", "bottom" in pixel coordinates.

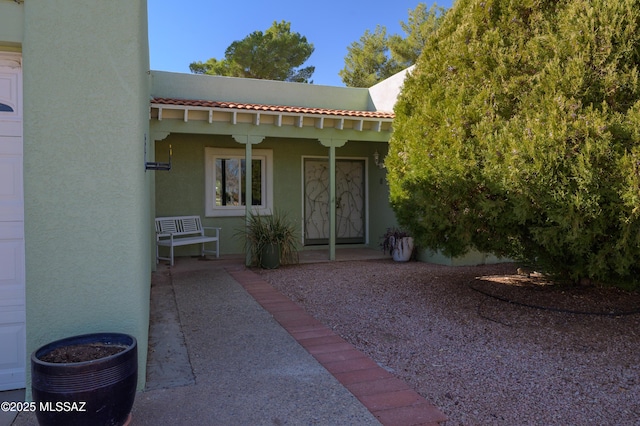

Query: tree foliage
[
  {"left": 190, "top": 21, "right": 315, "bottom": 83},
  {"left": 388, "top": 0, "right": 640, "bottom": 288},
  {"left": 340, "top": 26, "right": 396, "bottom": 88},
  {"left": 388, "top": 3, "right": 445, "bottom": 69},
  {"left": 340, "top": 3, "right": 444, "bottom": 87}
]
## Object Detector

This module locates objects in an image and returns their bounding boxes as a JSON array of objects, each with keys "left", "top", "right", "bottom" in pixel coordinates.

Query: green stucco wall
[
  {"left": 0, "top": 1, "right": 23, "bottom": 49},
  {"left": 22, "top": 0, "right": 151, "bottom": 392},
  {"left": 155, "top": 134, "right": 394, "bottom": 258},
  {"left": 368, "top": 144, "right": 397, "bottom": 248},
  {"left": 151, "top": 71, "right": 372, "bottom": 112}
]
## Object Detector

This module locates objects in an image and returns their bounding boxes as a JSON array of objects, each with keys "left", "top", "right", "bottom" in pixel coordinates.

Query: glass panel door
[{"left": 304, "top": 158, "right": 365, "bottom": 245}]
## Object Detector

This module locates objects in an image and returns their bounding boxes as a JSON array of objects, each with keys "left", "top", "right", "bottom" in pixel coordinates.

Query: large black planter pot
[
  {"left": 31, "top": 332, "right": 137, "bottom": 426},
  {"left": 260, "top": 242, "right": 280, "bottom": 269}
]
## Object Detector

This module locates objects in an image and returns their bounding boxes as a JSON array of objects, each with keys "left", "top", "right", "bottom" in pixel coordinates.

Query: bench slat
[
  {"left": 156, "top": 220, "right": 178, "bottom": 235},
  {"left": 156, "top": 235, "right": 218, "bottom": 247},
  {"left": 181, "top": 217, "right": 201, "bottom": 233}
]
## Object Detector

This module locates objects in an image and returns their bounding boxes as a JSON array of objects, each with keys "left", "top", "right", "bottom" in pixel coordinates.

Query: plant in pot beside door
[
  {"left": 381, "top": 228, "right": 415, "bottom": 262},
  {"left": 31, "top": 332, "right": 137, "bottom": 426},
  {"left": 241, "top": 211, "right": 299, "bottom": 269}
]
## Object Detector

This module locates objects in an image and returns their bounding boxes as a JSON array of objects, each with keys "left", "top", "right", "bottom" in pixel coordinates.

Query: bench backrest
[{"left": 156, "top": 216, "right": 203, "bottom": 236}]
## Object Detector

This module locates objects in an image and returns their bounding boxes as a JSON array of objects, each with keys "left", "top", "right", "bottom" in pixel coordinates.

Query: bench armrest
[{"left": 202, "top": 226, "right": 221, "bottom": 237}]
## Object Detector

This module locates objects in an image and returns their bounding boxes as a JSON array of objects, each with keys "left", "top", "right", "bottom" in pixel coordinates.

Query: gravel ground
[{"left": 258, "top": 259, "right": 640, "bottom": 426}]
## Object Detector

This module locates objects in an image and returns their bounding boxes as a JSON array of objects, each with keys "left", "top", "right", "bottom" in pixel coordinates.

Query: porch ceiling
[{"left": 150, "top": 97, "right": 394, "bottom": 134}]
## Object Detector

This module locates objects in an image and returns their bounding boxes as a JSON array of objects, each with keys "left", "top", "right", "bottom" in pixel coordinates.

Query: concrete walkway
[
  {"left": 136, "top": 260, "right": 385, "bottom": 425},
  {"left": 12, "top": 253, "right": 447, "bottom": 425}
]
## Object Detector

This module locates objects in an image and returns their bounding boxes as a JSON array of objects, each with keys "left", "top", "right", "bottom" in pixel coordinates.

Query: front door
[
  {"left": 304, "top": 158, "right": 366, "bottom": 245},
  {"left": 0, "top": 53, "right": 25, "bottom": 391}
]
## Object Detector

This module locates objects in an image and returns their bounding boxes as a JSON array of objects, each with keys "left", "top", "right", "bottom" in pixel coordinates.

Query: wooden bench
[{"left": 155, "top": 216, "right": 221, "bottom": 266}]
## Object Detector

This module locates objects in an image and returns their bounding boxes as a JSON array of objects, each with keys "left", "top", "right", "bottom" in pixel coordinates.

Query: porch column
[
  {"left": 318, "top": 138, "right": 348, "bottom": 261},
  {"left": 233, "top": 134, "right": 265, "bottom": 266}
]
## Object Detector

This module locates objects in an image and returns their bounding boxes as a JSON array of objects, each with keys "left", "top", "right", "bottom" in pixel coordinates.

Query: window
[
  {"left": 0, "top": 103, "right": 13, "bottom": 112},
  {"left": 205, "top": 148, "right": 273, "bottom": 217}
]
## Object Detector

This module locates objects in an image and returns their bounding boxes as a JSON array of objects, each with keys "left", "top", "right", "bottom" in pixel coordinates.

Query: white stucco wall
[{"left": 368, "top": 66, "right": 414, "bottom": 112}]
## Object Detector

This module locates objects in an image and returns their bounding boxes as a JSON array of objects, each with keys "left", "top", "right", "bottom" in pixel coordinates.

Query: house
[
  {"left": 150, "top": 71, "right": 398, "bottom": 260},
  {"left": 0, "top": 0, "right": 498, "bottom": 394},
  {"left": 0, "top": 0, "right": 407, "bottom": 394}
]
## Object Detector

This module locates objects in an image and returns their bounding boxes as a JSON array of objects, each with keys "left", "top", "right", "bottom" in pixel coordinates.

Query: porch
[
  {"left": 156, "top": 246, "right": 389, "bottom": 268},
  {"left": 150, "top": 71, "right": 397, "bottom": 263}
]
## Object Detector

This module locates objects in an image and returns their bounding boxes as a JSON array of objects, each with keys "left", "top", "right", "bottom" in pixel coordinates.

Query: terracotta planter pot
[{"left": 31, "top": 332, "right": 137, "bottom": 426}]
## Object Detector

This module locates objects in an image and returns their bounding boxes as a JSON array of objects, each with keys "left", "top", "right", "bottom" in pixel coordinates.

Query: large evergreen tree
[
  {"left": 340, "top": 26, "right": 397, "bottom": 88},
  {"left": 340, "top": 4, "right": 444, "bottom": 87},
  {"left": 388, "top": 3, "right": 444, "bottom": 69},
  {"left": 190, "top": 21, "right": 315, "bottom": 83},
  {"left": 388, "top": 0, "right": 640, "bottom": 288}
]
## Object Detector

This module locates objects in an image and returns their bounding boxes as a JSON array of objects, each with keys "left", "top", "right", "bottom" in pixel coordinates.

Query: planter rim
[{"left": 32, "top": 332, "right": 136, "bottom": 367}]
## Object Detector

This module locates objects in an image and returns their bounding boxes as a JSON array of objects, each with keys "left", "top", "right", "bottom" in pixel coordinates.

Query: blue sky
[{"left": 148, "top": 0, "right": 453, "bottom": 87}]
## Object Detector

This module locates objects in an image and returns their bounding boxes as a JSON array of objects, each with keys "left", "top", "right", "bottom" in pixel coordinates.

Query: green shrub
[{"left": 388, "top": 0, "right": 640, "bottom": 288}]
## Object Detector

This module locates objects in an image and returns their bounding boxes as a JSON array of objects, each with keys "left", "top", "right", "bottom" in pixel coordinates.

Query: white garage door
[{"left": 0, "top": 53, "right": 25, "bottom": 391}]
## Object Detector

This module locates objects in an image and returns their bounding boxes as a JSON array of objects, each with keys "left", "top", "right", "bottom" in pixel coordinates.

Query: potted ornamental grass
[
  {"left": 381, "top": 227, "right": 415, "bottom": 262},
  {"left": 239, "top": 211, "right": 299, "bottom": 269}
]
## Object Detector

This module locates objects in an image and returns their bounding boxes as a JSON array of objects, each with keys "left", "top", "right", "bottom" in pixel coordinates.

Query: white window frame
[{"left": 205, "top": 147, "right": 273, "bottom": 217}]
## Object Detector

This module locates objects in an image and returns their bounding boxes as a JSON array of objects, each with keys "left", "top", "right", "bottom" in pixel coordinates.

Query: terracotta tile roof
[{"left": 151, "top": 97, "right": 395, "bottom": 119}]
